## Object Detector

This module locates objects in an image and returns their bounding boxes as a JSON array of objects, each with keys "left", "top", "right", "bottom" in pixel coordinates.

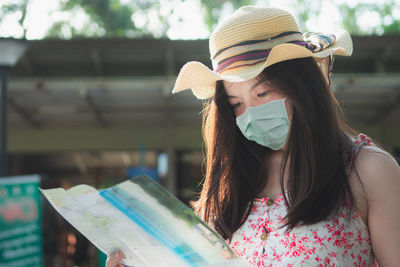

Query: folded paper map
[{"left": 41, "top": 176, "right": 240, "bottom": 267}]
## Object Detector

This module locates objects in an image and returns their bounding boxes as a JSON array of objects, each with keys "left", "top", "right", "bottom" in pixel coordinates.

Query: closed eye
[
  {"left": 257, "top": 91, "right": 269, "bottom": 97},
  {"left": 231, "top": 102, "right": 242, "bottom": 109}
]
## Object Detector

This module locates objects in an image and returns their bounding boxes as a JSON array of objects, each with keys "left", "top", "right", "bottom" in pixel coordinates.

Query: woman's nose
[{"left": 246, "top": 97, "right": 261, "bottom": 108}]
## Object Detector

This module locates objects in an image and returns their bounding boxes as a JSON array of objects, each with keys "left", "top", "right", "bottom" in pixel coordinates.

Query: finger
[
  {"left": 119, "top": 251, "right": 125, "bottom": 259},
  {"left": 106, "top": 251, "right": 120, "bottom": 267},
  {"left": 106, "top": 250, "right": 124, "bottom": 267}
]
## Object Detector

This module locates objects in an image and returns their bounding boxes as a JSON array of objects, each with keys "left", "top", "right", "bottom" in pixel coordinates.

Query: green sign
[{"left": 0, "top": 175, "right": 43, "bottom": 267}]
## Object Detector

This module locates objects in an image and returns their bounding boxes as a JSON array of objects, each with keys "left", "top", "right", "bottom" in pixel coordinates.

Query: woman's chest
[{"left": 230, "top": 197, "right": 373, "bottom": 266}]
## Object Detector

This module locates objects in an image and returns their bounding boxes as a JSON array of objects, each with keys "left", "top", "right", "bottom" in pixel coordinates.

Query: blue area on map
[{"left": 99, "top": 188, "right": 206, "bottom": 267}]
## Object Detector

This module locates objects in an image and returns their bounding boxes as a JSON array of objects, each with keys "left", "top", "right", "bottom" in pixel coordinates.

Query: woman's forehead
[{"left": 223, "top": 76, "right": 273, "bottom": 93}]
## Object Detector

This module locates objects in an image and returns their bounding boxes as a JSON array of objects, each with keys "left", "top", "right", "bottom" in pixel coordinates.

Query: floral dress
[{"left": 230, "top": 134, "right": 379, "bottom": 266}]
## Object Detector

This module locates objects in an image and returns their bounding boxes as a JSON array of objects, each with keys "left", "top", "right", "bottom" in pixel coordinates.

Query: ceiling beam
[
  {"left": 9, "top": 77, "right": 176, "bottom": 92},
  {"left": 375, "top": 45, "right": 394, "bottom": 73},
  {"left": 73, "top": 153, "right": 88, "bottom": 175},
  {"left": 165, "top": 48, "right": 175, "bottom": 76},
  {"left": 20, "top": 54, "right": 35, "bottom": 76},
  {"left": 10, "top": 74, "right": 398, "bottom": 94},
  {"left": 163, "top": 48, "right": 176, "bottom": 96},
  {"left": 8, "top": 97, "right": 41, "bottom": 128},
  {"left": 83, "top": 90, "right": 108, "bottom": 127},
  {"left": 90, "top": 50, "right": 104, "bottom": 76}
]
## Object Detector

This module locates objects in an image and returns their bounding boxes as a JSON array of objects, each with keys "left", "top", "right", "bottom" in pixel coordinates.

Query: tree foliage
[
  {"left": 0, "top": 0, "right": 29, "bottom": 38},
  {"left": 46, "top": 0, "right": 182, "bottom": 38},
  {"left": 0, "top": 0, "right": 399, "bottom": 39},
  {"left": 199, "top": 0, "right": 254, "bottom": 31},
  {"left": 339, "top": 1, "right": 400, "bottom": 35},
  {"left": 46, "top": 0, "right": 137, "bottom": 38}
]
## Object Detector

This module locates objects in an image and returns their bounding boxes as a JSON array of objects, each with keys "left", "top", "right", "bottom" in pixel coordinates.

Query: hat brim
[{"left": 172, "top": 30, "right": 352, "bottom": 99}]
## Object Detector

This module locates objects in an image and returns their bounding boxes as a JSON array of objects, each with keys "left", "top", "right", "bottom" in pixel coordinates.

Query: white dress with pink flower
[{"left": 229, "top": 134, "right": 378, "bottom": 267}]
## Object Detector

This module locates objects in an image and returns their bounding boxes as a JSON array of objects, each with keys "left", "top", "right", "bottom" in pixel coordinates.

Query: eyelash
[
  {"left": 257, "top": 91, "right": 269, "bottom": 97},
  {"left": 230, "top": 91, "right": 269, "bottom": 109},
  {"left": 232, "top": 102, "right": 242, "bottom": 109}
]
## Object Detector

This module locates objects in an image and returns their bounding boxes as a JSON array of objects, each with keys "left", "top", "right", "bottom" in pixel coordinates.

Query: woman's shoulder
[
  {"left": 352, "top": 142, "right": 400, "bottom": 205},
  {"left": 351, "top": 141, "right": 400, "bottom": 265},
  {"left": 354, "top": 144, "right": 399, "bottom": 181},
  {"left": 347, "top": 136, "right": 400, "bottom": 226},
  {"left": 348, "top": 133, "right": 398, "bottom": 178}
]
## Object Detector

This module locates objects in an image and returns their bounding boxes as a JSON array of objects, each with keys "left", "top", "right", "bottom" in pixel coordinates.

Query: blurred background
[{"left": 0, "top": 0, "right": 399, "bottom": 266}]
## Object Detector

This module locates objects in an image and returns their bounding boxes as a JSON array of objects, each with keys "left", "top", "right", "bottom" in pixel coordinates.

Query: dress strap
[{"left": 345, "top": 133, "right": 374, "bottom": 175}]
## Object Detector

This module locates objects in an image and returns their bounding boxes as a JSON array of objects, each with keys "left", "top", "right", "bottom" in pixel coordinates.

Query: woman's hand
[{"left": 105, "top": 250, "right": 125, "bottom": 267}]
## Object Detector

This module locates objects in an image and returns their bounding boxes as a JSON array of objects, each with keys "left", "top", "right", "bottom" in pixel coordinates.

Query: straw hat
[{"left": 172, "top": 6, "right": 353, "bottom": 99}]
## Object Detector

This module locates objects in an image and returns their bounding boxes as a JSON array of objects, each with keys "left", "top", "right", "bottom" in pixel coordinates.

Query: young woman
[{"left": 107, "top": 6, "right": 400, "bottom": 267}]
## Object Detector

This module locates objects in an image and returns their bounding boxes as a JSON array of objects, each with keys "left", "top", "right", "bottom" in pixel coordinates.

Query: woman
[{"left": 107, "top": 6, "right": 400, "bottom": 267}]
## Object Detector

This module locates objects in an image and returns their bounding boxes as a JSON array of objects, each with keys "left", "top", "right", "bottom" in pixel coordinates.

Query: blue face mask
[{"left": 236, "top": 98, "right": 290, "bottom": 150}]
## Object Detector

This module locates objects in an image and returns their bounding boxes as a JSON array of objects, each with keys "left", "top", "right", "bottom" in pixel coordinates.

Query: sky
[{"left": 0, "top": 0, "right": 397, "bottom": 40}]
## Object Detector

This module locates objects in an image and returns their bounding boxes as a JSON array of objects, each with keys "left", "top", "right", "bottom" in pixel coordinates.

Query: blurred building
[{"left": 4, "top": 36, "right": 400, "bottom": 266}]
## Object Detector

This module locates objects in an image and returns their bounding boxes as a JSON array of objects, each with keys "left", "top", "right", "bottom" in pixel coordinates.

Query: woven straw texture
[{"left": 172, "top": 6, "right": 353, "bottom": 99}]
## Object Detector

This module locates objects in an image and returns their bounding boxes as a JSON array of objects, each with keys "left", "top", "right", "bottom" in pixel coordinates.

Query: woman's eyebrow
[
  {"left": 250, "top": 79, "right": 268, "bottom": 91},
  {"left": 226, "top": 80, "right": 269, "bottom": 98}
]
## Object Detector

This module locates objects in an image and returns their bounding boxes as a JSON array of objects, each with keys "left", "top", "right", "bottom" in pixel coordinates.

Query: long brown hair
[{"left": 196, "top": 57, "right": 357, "bottom": 240}]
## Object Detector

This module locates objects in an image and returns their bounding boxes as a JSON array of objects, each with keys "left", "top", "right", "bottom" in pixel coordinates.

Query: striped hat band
[
  {"left": 212, "top": 31, "right": 337, "bottom": 74},
  {"left": 213, "top": 31, "right": 305, "bottom": 73}
]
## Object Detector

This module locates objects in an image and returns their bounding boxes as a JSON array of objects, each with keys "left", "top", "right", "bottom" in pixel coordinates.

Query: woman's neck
[{"left": 260, "top": 150, "right": 289, "bottom": 198}]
